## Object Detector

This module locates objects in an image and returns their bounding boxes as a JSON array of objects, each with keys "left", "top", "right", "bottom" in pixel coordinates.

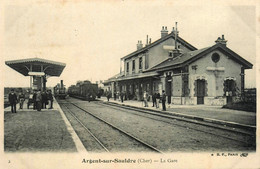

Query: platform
[
  {"left": 98, "top": 97, "right": 256, "bottom": 127},
  {"left": 4, "top": 99, "right": 84, "bottom": 152}
]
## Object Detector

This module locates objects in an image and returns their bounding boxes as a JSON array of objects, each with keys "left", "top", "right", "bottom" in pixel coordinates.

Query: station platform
[
  {"left": 98, "top": 97, "right": 256, "bottom": 128},
  {"left": 4, "top": 99, "right": 85, "bottom": 152}
]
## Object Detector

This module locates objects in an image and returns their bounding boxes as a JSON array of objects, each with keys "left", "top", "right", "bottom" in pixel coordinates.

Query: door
[
  {"left": 166, "top": 76, "right": 172, "bottom": 104},
  {"left": 197, "top": 80, "right": 205, "bottom": 104},
  {"left": 225, "top": 79, "right": 235, "bottom": 104}
]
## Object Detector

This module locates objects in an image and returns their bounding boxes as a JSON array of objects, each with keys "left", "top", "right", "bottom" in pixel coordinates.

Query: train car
[
  {"left": 68, "top": 80, "right": 98, "bottom": 101},
  {"left": 54, "top": 80, "right": 67, "bottom": 99}
]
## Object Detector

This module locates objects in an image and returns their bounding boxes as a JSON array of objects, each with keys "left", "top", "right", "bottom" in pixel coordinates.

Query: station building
[{"left": 104, "top": 24, "right": 253, "bottom": 105}]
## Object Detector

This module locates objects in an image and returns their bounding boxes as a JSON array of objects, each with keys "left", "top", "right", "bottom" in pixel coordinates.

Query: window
[
  {"left": 132, "top": 60, "right": 135, "bottom": 71},
  {"left": 139, "top": 57, "right": 143, "bottom": 69},
  {"left": 169, "top": 51, "right": 173, "bottom": 57},
  {"left": 145, "top": 53, "right": 149, "bottom": 69},
  {"left": 126, "top": 62, "right": 129, "bottom": 72},
  {"left": 212, "top": 53, "right": 220, "bottom": 63}
]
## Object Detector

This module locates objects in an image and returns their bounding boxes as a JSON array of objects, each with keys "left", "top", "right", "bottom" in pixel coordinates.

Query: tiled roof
[
  {"left": 148, "top": 47, "right": 210, "bottom": 71},
  {"left": 121, "top": 31, "right": 197, "bottom": 60},
  {"left": 147, "top": 43, "right": 253, "bottom": 72}
]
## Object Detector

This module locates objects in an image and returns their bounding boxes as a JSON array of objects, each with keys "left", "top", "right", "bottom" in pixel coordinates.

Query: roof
[
  {"left": 104, "top": 71, "right": 159, "bottom": 83},
  {"left": 121, "top": 31, "right": 197, "bottom": 60},
  {"left": 148, "top": 47, "right": 210, "bottom": 71},
  {"left": 116, "top": 71, "right": 159, "bottom": 81},
  {"left": 148, "top": 43, "right": 253, "bottom": 72},
  {"left": 103, "top": 73, "right": 123, "bottom": 84},
  {"left": 5, "top": 57, "right": 66, "bottom": 76}
]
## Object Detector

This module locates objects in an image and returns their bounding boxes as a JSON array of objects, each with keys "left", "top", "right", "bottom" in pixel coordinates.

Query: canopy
[{"left": 5, "top": 57, "right": 66, "bottom": 76}]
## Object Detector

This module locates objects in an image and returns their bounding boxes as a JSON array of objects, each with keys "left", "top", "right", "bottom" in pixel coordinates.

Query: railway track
[
  {"left": 59, "top": 100, "right": 164, "bottom": 153},
  {"left": 95, "top": 101, "right": 255, "bottom": 147}
]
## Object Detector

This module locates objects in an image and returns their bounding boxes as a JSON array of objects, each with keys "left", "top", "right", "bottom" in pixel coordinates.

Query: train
[
  {"left": 54, "top": 80, "right": 67, "bottom": 99},
  {"left": 67, "top": 80, "right": 98, "bottom": 101}
]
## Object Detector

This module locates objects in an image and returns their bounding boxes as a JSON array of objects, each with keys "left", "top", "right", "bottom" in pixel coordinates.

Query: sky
[{"left": 2, "top": 0, "right": 257, "bottom": 88}]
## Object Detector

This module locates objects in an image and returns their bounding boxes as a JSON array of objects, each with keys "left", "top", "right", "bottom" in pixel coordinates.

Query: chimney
[
  {"left": 146, "top": 35, "right": 149, "bottom": 46},
  {"left": 215, "top": 34, "right": 227, "bottom": 46},
  {"left": 61, "top": 80, "right": 64, "bottom": 88},
  {"left": 172, "top": 22, "right": 181, "bottom": 58},
  {"left": 137, "top": 40, "right": 143, "bottom": 50},
  {"left": 149, "top": 38, "right": 151, "bottom": 44},
  {"left": 161, "top": 26, "right": 168, "bottom": 38}
]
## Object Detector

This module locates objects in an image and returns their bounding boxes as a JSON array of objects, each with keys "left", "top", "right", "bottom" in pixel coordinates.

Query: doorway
[
  {"left": 197, "top": 79, "right": 205, "bottom": 104},
  {"left": 166, "top": 75, "right": 172, "bottom": 104},
  {"left": 224, "top": 79, "right": 235, "bottom": 104}
]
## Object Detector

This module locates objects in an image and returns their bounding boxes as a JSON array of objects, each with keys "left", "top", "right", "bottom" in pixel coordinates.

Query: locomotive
[
  {"left": 54, "top": 80, "right": 67, "bottom": 99},
  {"left": 68, "top": 80, "right": 98, "bottom": 101}
]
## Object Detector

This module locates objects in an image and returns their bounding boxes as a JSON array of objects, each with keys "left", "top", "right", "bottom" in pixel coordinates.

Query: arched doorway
[
  {"left": 224, "top": 79, "right": 236, "bottom": 104},
  {"left": 196, "top": 79, "right": 206, "bottom": 104}
]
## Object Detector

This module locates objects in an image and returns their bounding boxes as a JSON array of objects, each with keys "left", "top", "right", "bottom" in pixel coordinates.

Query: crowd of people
[
  {"left": 145, "top": 90, "right": 167, "bottom": 111},
  {"left": 8, "top": 89, "right": 54, "bottom": 113},
  {"left": 105, "top": 90, "right": 167, "bottom": 111}
]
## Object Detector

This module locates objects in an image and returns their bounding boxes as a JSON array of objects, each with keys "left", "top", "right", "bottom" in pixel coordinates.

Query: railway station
[
  {"left": 4, "top": 34, "right": 256, "bottom": 154},
  {"left": 2, "top": 3, "right": 257, "bottom": 169},
  {"left": 104, "top": 24, "right": 253, "bottom": 106}
]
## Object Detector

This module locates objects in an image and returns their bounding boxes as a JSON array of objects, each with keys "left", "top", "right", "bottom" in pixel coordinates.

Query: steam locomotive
[
  {"left": 68, "top": 80, "right": 98, "bottom": 101},
  {"left": 54, "top": 80, "right": 67, "bottom": 99}
]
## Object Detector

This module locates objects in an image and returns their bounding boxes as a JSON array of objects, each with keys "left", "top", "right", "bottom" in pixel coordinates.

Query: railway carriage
[{"left": 68, "top": 80, "right": 98, "bottom": 101}]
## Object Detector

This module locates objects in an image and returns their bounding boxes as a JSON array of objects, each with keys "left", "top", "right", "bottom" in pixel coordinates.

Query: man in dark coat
[
  {"left": 152, "top": 92, "right": 157, "bottom": 107},
  {"left": 36, "top": 90, "right": 42, "bottom": 111},
  {"left": 162, "top": 90, "right": 166, "bottom": 111},
  {"left": 32, "top": 90, "right": 37, "bottom": 110},
  {"left": 106, "top": 91, "right": 111, "bottom": 102},
  {"left": 120, "top": 92, "right": 124, "bottom": 103},
  {"left": 8, "top": 89, "right": 18, "bottom": 113},
  {"left": 41, "top": 91, "right": 48, "bottom": 109},
  {"left": 48, "top": 90, "right": 53, "bottom": 109},
  {"left": 88, "top": 93, "right": 91, "bottom": 102}
]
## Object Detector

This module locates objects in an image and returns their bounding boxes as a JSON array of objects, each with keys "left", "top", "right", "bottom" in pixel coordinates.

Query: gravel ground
[
  {"left": 67, "top": 98, "right": 255, "bottom": 152},
  {"left": 98, "top": 102, "right": 255, "bottom": 144},
  {"left": 4, "top": 110, "right": 77, "bottom": 152},
  {"left": 61, "top": 105, "right": 105, "bottom": 152},
  {"left": 60, "top": 103, "right": 154, "bottom": 153}
]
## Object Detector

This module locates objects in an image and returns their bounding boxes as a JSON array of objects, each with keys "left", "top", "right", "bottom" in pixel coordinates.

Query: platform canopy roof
[{"left": 5, "top": 57, "right": 66, "bottom": 76}]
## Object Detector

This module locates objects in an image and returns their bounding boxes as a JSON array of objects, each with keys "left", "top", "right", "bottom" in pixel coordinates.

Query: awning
[
  {"left": 5, "top": 57, "right": 66, "bottom": 76},
  {"left": 116, "top": 72, "right": 159, "bottom": 81}
]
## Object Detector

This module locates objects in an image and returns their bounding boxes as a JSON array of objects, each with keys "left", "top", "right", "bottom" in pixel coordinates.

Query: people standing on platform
[
  {"left": 106, "top": 91, "right": 111, "bottom": 102},
  {"left": 36, "top": 90, "right": 42, "bottom": 111},
  {"left": 8, "top": 89, "right": 18, "bottom": 113},
  {"left": 25, "top": 90, "right": 30, "bottom": 109},
  {"left": 41, "top": 91, "right": 48, "bottom": 109},
  {"left": 143, "top": 91, "right": 148, "bottom": 107},
  {"left": 114, "top": 92, "right": 116, "bottom": 100},
  {"left": 120, "top": 92, "right": 124, "bottom": 103},
  {"left": 152, "top": 92, "right": 157, "bottom": 107},
  {"left": 162, "top": 90, "right": 166, "bottom": 111},
  {"left": 156, "top": 91, "right": 160, "bottom": 108},
  {"left": 47, "top": 90, "right": 53, "bottom": 109},
  {"left": 18, "top": 90, "right": 25, "bottom": 109},
  {"left": 88, "top": 93, "right": 91, "bottom": 102},
  {"left": 33, "top": 90, "right": 37, "bottom": 110}
]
